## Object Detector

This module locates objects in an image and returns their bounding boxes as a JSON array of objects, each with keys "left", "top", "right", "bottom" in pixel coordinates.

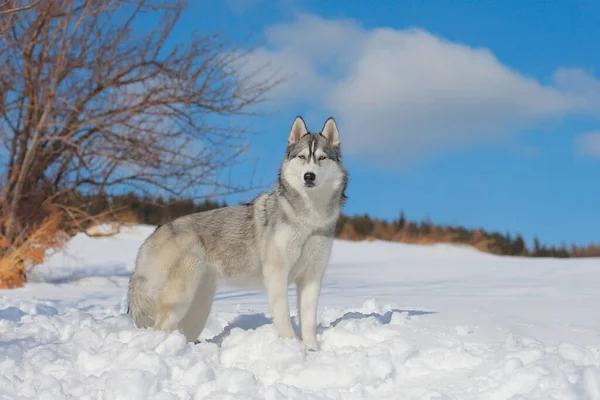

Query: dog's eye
[
  {"left": 318, "top": 156, "right": 327, "bottom": 161},
  {"left": 298, "top": 155, "right": 306, "bottom": 160}
]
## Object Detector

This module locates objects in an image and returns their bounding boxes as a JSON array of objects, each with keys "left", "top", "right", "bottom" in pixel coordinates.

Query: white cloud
[
  {"left": 246, "top": 13, "right": 600, "bottom": 165},
  {"left": 575, "top": 132, "right": 600, "bottom": 157}
]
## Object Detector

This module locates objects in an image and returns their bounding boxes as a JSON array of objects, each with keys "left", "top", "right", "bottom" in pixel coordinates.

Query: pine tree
[
  {"left": 396, "top": 210, "right": 406, "bottom": 230},
  {"left": 533, "top": 237, "right": 541, "bottom": 256},
  {"left": 419, "top": 220, "right": 431, "bottom": 235},
  {"left": 513, "top": 235, "right": 526, "bottom": 256}
]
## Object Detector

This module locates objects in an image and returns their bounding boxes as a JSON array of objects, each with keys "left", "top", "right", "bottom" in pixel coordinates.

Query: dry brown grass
[
  {"left": 0, "top": 204, "right": 131, "bottom": 289},
  {"left": 0, "top": 212, "right": 68, "bottom": 289}
]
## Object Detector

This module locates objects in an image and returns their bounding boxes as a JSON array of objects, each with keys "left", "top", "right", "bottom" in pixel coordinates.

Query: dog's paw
[{"left": 303, "top": 339, "right": 320, "bottom": 352}]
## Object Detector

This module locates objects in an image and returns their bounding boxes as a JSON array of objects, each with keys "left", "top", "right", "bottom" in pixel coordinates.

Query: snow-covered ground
[{"left": 1, "top": 224, "right": 599, "bottom": 399}]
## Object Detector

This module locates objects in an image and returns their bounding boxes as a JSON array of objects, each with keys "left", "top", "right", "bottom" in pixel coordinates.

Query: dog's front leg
[
  {"left": 296, "top": 272, "right": 324, "bottom": 351},
  {"left": 263, "top": 261, "right": 295, "bottom": 340}
]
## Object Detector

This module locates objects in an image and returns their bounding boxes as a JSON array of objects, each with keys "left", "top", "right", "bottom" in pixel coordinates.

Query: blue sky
[{"left": 174, "top": 0, "right": 600, "bottom": 248}]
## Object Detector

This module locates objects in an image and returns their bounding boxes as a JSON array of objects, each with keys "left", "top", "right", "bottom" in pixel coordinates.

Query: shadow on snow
[{"left": 203, "top": 308, "right": 437, "bottom": 346}]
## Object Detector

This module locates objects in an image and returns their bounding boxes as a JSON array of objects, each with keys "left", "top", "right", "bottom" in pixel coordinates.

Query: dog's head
[{"left": 281, "top": 116, "right": 346, "bottom": 194}]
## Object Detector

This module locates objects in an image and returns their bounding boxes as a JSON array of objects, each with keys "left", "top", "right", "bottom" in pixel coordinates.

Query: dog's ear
[
  {"left": 288, "top": 116, "right": 308, "bottom": 145},
  {"left": 321, "top": 117, "right": 340, "bottom": 147}
]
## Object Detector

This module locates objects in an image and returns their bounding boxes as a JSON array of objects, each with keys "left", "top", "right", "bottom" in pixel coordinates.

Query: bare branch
[
  {"left": 0, "top": 0, "right": 40, "bottom": 15},
  {"left": 0, "top": 0, "right": 41, "bottom": 34}
]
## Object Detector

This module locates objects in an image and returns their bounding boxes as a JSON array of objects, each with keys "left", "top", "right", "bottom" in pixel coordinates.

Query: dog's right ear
[{"left": 288, "top": 116, "right": 308, "bottom": 145}]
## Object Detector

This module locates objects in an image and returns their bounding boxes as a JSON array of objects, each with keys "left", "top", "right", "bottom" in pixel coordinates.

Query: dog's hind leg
[
  {"left": 153, "top": 255, "right": 200, "bottom": 337},
  {"left": 177, "top": 268, "right": 217, "bottom": 343}
]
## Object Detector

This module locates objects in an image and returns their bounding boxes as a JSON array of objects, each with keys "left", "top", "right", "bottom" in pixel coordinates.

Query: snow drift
[{"left": 1, "top": 225, "right": 599, "bottom": 399}]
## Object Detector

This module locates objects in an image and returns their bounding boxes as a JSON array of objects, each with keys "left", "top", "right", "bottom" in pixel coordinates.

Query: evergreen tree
[
  {"left": 397, "top": 210, "right": 407, "bottom": 230},
  {"left": 419, "top": 220, "right": 432, "bottom": 235},
  {"left": 513, "top": 235, "right": 526, "bottom": 256},
  {"left": 533, "top": 237, "right": 541, "bottom": 256}
]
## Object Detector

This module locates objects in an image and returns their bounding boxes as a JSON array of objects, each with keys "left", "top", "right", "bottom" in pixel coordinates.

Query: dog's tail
[{"left": 127, "top": 274, "right": 155, "bottom": 328}]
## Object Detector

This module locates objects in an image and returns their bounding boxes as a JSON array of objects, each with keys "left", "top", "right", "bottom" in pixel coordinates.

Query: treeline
[
  {"left": 77, "top": 192, "right": 599, "bottom": 258},
  {"left": 74, "top": 192, "right": 229, "bottom": 227},
  {"left": 335, "top": 212, "right": 600, "bottom": 258}
]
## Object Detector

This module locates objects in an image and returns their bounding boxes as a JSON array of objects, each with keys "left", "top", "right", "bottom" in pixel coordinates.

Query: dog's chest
[
  {"left": 272, "top": 222, "right": 312, "bottom": 251},
  {"left": 276, "top": 221, "right": 331, "bottom": 266}
]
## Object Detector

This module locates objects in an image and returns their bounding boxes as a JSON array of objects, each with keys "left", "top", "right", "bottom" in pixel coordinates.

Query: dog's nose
[{"left": 304, "top": 172, "right": 316, "bottom": 183}]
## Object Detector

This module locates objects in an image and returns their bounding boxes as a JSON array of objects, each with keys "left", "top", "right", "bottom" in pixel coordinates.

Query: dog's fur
[{"left": 127, "top": 116, "right": 348, "bottom": 350}]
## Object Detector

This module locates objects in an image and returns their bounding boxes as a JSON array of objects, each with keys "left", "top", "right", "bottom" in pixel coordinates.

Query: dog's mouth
[{"left": 304, "top": 182, "right": 315, "bottom": 188}]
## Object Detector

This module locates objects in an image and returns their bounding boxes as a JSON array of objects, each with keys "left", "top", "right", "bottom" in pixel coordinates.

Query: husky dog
[{"left": 127, "top": 116, "right": 347, "bottom": 351}]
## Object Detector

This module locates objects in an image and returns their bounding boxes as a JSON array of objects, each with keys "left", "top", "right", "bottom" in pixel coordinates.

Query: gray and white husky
[{"left": 127, "top": 116, "right": 348, "bottom": 351}]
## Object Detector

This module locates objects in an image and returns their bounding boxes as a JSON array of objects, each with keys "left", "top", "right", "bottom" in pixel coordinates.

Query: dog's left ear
[{"left": 321, "top": 117, "right": 340, "bottom": 147}]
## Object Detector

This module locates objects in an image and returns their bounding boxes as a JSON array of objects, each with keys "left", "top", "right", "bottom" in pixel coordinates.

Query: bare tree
[
  {"left": 0, "top": 0, "right": 279, "bottom": 242},
  {"left": 0, "top": 1, "right": 41, "bottom": 33}
]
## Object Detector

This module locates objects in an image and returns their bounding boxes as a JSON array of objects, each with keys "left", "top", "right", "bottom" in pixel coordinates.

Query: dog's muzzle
[{"left": 304, "top": 172, "right": 316, "bottom": 187}]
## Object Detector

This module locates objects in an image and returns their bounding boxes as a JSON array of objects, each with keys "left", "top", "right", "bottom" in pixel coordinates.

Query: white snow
[{"left": 1, "top": 224, "right": 599, "bottom": 399}]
